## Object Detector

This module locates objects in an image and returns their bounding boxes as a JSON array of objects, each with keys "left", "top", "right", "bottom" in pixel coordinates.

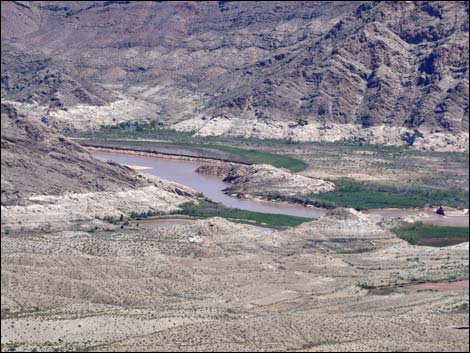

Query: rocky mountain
[
  {"left": 204, "top": 2, "right": 469, "bottom": 129},
  {"left": 1, "top": 1, "right": 469, "bottom": 149},
  {"left": 1, "top": 102, "right": 149, "bottom": 205},
  {"left": 1, "top": 44, "right": 117, "bottom": 109}
]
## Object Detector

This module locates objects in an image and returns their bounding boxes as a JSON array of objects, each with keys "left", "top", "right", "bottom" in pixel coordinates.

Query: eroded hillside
[
  {"left": 1, "top": 103, "right": 197, "bottom": 232},
  {"left": 1, "top": 1, "right": 468, "bottom": 150}
]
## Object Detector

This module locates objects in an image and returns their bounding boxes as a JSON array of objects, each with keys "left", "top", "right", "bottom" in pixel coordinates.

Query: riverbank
[
  {"left": 79, "top": 138, "right": 469, "bottom": 209},
  {"left": 85, "top": 145, "right": 245, "bottom": 166},
  {"left": 93, "top": 150, "right": 328, "bottom": 219},
  {"left": 76, "top": 137, "right": 307, "bottom": 172},
  {"left": 91, "top": 149, "right": 468, "bottom": 229},
  {"left": 368, "top": 208, "right": 469, "bottom": 227}
]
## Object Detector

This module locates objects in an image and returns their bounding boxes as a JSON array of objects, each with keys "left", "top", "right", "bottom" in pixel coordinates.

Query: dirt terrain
[
  {"left": 1, "top": 2, "right": 469, "bottom": 351},
  {"left": 1, "top": 210, "right": 468, "bottom": 352},
  {"left": 367, "top": 208, "right": 469, "bottom": 228},
  {"left": 405, "top": 279, "right": 469, "bottom": 292}
]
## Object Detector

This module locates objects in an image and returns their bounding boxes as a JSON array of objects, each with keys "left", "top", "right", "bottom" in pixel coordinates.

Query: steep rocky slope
[
  {"left": 1, "top": 1, "right": 355, "bottom": 126},
  {"left": 175, "top": 1, "right": 469, "bottom": 149},
  {"left": 1, "top": 1, "right": 468, "bottom": 150},
  {"left": 1, "top": 103, "right": 147, "bottom": 205},
  {"left": 1, "top": 103, "right": 197, "bottom": 232},
  {"left": 203, "top": 2, "right": 469, "bottom": 130},
  {"left": 1, "top": 45, "right": 116, "bottom": 109}
]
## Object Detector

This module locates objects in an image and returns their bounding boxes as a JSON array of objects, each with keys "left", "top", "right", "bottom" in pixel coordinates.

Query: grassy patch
[
  {"left": 173, "top": 201, "right": 311, "bottom": 228},
  {"left": 73, "top": 123, "right": 309, "bottom": 171},
  {"left": 455, "top": 302, "right": 469, "bottom": 312},
  {"left": 306, "top": 179, "right": 469, "bottom": 210},
  {"left": 74, "top": 124, "right": 468, "bottom": 205},
  {"left": 263, "top": 179, "right": 468, "bottom": 210},
  {"left": 393, "top": 222, "right": 469, "bottom": 247},
  {"left": 195, "top": 143, "right": 307, "bottom": 172},
  {"left": 263, "top": 192, "right": 337, "bottom": 209}
]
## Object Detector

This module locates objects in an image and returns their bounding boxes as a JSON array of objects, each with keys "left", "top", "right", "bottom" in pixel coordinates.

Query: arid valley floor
[
  {"left": 2, "top": 124, "right": 469, "bottom": 351},
  {"left": 2, "top": 211, "right": 469, "bottom": 352}
]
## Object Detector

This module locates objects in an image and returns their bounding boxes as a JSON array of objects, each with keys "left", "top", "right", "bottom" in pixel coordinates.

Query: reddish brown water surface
[
  {"left": 94, "top": 151, "right": 327, "bottom": 218},
  {"left": 94, "top": 150, "right": 469, "bottom": 228}
]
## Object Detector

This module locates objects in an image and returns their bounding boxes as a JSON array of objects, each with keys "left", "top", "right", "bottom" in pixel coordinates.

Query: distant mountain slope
[
  {"left": 1, "top": 45, "right": 117, "bottom": 108},
  {"left": 203, "top": 1, "right": 469, "bottom": 132},
  {"left": 1, "top": 1, "right": 468, "bottom": 150}
]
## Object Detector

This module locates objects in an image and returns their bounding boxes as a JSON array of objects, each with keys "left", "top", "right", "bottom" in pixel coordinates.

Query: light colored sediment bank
[
  {"left": 367, "top": 208, "right": 469, "bottom": 227},
  {"left": 172, "top": 118, "right": 470, "bottom": 152},
  {"left": 123, "top": 164, "right": 153, "bottom": 170},
  {"left": 85, "top": 146, "right": 243, "bottom": 165},
  {"left": 196, "top": 163, "right": 335, "bottom": 197},
  {"left": 1, "top": 179, "right": 197, "bottom": 233}
]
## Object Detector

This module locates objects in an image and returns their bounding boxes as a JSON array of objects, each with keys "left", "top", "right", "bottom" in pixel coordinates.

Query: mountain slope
[
  {"left": 1, "top": 45, "right": 117, "bottom": 109},
  {"left": 1, "top": 1, "right": 468, "bottom": 150},
  {"left": 1, "top": 102, "right": 148, "bottom": 205},
  {"left": 202, "top": 1, "right": 469, "bottom": 132},
  {"left": 1, "top": 102, "right": 198, "bottom": 233}
]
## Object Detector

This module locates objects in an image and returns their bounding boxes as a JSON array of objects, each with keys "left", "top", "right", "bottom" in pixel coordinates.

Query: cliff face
[
  {"left": 204, "top": 1, "right": 469, "bottom": 133},
  {"left": 1, "top": 1, "right": 469, "bottom": 149}
]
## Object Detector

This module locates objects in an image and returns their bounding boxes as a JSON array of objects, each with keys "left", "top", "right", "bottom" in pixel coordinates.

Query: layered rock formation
[{"left": 1, "top": 1, "right": 468, "bottom": 150}]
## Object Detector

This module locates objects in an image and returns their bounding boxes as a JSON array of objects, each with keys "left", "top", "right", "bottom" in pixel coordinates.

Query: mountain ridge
[{"left": 1, "top": 1, "right": 468, "bottom": 150}]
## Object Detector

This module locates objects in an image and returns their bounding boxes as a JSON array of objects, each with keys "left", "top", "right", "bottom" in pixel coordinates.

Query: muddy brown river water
[
  {"left": 94, "top": 151, "right": 469, "bottom": 227},
  {"left": 94, "top": 151, "right": 327, "bottom": 218}
]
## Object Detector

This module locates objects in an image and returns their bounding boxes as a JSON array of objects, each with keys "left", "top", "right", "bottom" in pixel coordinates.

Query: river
[
  {"left": 93, "top": 150, "right": 469, "bottom": 227},
  {"left": 94, "top": 151, "right": 327, "bottom": 218}
]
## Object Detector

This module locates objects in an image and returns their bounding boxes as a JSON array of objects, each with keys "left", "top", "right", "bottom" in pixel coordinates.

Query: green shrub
[
  {"left": 173, "top": 202, "right": 311, "bottom": 227},
  {"left": 393, "top": 222, "right": 469, "bottom": 247},
  {"left": 306, "top": 178, "right": 469, "bottom": 209}
]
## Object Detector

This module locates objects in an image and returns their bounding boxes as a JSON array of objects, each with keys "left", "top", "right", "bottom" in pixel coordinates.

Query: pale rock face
[
  {"left": 196, "top": 163, "right": 335, "bottom": 200},
  {"left": 1, "top": 184, "right": 196, "bottom": 233},
  {"left": 1, "top": 1, "right": 468, "bottom": 150},
  {"left": 173, "top": 116, "right": 470, "bottom": 152},
  {"left": 412, "top": 131, "right": 470, "bottom": 152},
  {"left": 48, "top": 97, "right": 160, "bottom": 131}
]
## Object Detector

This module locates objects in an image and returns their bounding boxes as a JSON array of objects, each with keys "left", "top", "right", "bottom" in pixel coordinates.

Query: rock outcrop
[
  {"left": 196, "top": 163, "right": 335, "bottom": 199},
  {"left": 1, "top": 103, "right": 147, "bottom": 205}
]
